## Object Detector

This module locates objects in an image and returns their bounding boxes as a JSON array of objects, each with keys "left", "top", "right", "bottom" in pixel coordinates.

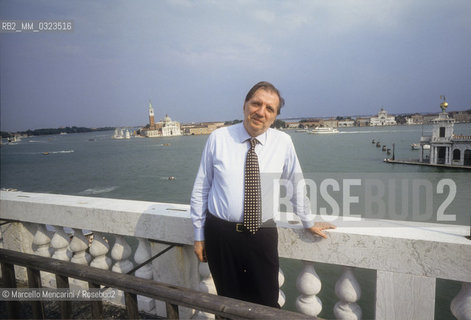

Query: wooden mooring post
[
  {"left": 26, "top": 267, "right": 45, "bottom": 319},
  {"left": 55, "top": 274, "right": 72, "bottom": 319},
  {"left": 1, "top": 262, "right": 20, "bottom": 319},
  {"left": 88, "top": 281, "right": 104, "bottom": 319}
]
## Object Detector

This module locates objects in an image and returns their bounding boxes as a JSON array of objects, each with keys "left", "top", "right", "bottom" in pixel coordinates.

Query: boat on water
[
  {"left": 309, "top": 127, "right": 339, "bottom": 134},
  {"left": 113, "top": 128, "right": 124, "bottom": 139},
  {"left": 113, "top": 128, "right": 131, "bottom": 140},
  {"left": 410, "top": 143, "right": 430, "bottom": 150},
  {"left": 6, "top": 136, "right": 21, "bottom": 144}
]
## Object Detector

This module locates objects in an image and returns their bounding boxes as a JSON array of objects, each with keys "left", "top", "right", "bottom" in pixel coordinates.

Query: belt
[
  {"left": 207, "top": 213, "right": 275, "bottom": 233},
  {"left": 235, "top": 223, "right": 245, "bottom": 233}
]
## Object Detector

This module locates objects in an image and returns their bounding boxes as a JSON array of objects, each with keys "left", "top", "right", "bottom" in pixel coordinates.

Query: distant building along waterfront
[
  {"left": 182, "top": 122, "right": 225, "bottom": 135},
  {"left": 422, "top": 114, "right": 439, "bottom": 124},
  {"left": 140, "top": 101, "right": 182, "bottom": 137},
  {"left": 298, "top": 120, "right": 322, "bottom": 129},
  {"left": 410, "top": 114, "right": 425, "bottom": 125},
  {"left": 338, "top": 119, "right": 355, "bottom": 127},
  {"left": 286, "top": 122, "right": 301, "bottom": 129},
  {"left": 369, "top": 109, "right": 397, "bottom": 126},
  {"left": 419, "top": 99, "right": 471, "bottom": 166},
  {"left": 322, "top": 118, "right": 339, "bottom": 128},
  {"left": 355, "top": 117, "right": 370, "bottom": 127},
  {"left": 451, "top": 111, "right": 471, "bottom": 123}
]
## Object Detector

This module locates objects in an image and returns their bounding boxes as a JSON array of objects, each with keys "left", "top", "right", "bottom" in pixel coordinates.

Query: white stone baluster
[
  {"left": 33, "top": 224, "right": 52, "bottom": 257},
  {"left": 110, "top": 235, "right": 134, "bottom": 305},
  {"left": 134, "top": 238, "right": 155, "bottom": 314},
  {"left": 51, "top": 225, "right": 70, "bottom": 261},
  {"left": 278, "top": 268, "right": 286, "bottom": 308},
  {"left": 334, "top": 267, "right": 362, "bottom": 320},
  {"left": 89, "top": 232, "right": 112, "bottom": 270},
  {"left": 32, "top": 224, "right": 56, "bottom": 287},
  {"left": 70, "top": 229, "right": 91, "bottom": 265},
  {"left": 296, "top": 262, "right": 322, "bottom": 317},
  {"left": 451, "top": 282, "right": 471, "bottom": 320},
  {"left": 69, "top": 228, "right": 92, "bottom": 290},
  {"left": 111, "top": 235, "right": 133, "bottom": 273},
  {"left": 193, "top": 262, "right": 217, "bottom": 319}
]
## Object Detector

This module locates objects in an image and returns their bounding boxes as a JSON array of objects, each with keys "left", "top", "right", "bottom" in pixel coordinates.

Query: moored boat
[
  {"left": 113, "top": 128, "right": 124, "bottom": 139},
  {"left": 411, "top": 143, "right": 430, "bottom": 150},
  {"left": 309, "top": 127, "right": 339, "bottom": 134}
]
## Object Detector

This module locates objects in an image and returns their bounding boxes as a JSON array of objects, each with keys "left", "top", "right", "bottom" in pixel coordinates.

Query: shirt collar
[{"left": 236, "top": 122, "right": 268, "bottom": 146}]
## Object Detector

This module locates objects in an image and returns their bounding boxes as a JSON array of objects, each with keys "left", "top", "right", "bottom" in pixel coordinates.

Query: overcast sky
[{"left": 1, "top": 0, "right": 470, "bottom": 132}]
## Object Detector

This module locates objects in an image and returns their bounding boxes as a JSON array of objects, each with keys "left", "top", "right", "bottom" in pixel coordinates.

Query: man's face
[{"left": 243, "top": 89, "right": 279, "bottom": 137}]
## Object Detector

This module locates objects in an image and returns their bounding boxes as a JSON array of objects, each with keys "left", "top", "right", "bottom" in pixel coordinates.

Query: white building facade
[
  {"left": 370, "top": 109, "right": 397, "bottom": 126},
  {"left": 338, "top": 119, "right": 355, "bottom": 127},
  {"left": 141, "top": 102, "right": 182, "bottom": 138},
  {"left": 160, "top": 115, "right": 181, "bottom": 137},
  {"left": 419, "top": 101, "right": 471, "bottom": 166}
]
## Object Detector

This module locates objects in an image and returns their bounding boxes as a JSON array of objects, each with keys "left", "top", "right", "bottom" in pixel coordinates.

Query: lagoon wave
[{"left": 78, "top": 186, "right": 118, "bottom": 195}]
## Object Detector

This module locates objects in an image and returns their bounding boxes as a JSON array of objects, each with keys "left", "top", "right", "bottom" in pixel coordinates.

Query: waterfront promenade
[{"left": 1, "top": 190, "right": 470, "bottom": 319}]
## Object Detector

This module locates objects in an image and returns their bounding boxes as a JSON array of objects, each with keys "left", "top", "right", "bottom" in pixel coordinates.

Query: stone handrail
[{"left": 1, "top": 191, "right": 470, "bottom": 319}]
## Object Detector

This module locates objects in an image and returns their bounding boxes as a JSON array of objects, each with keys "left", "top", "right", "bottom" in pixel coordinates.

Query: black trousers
[{"left": 204, "top": 213, "right": 280, "bottom": 308}]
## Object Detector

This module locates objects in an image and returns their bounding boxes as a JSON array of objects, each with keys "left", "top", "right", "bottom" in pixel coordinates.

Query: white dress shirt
[{"left": 190, "top": 122, "right": 314, "bottom": 241}]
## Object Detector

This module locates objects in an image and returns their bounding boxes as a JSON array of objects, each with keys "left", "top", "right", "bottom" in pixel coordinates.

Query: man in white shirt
[{"left": 190, "top": 81, "right": 335, "bottom": 307}]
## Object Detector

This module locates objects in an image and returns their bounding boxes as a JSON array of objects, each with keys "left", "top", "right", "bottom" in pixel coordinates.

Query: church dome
[{"left": 164, "top": 114, "right": 172, "bottom": 122}]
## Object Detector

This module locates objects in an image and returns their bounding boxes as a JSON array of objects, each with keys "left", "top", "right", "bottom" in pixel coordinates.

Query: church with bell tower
[
  {"left": 148, "top": 101, "right": 155, "bottom": 128},
  {"left": 140, "top": 100, "right": 182, "bottom": 138}
]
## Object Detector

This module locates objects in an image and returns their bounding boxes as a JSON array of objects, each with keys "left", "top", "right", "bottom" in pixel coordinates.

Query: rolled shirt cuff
[
  {"left": 301, "top": 219, "right": 315, "bottom": 229},
  {"left": 194, "top": 227, "right": 204, "bottom": 241}
]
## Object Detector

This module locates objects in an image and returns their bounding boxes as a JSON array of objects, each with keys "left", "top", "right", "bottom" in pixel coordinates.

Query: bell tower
[{"left": 148, "top": 100, "right": 155, "bottom": 128}]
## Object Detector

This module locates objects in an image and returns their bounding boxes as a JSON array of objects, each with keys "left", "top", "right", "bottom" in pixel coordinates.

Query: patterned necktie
[{"left": 243, "top": 138, "right": 262, "bottom": 234}]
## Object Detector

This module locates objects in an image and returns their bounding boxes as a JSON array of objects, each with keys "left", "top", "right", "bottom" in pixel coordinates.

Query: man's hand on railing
[
  {"left": 194, "top": 240, "right": 207, "bottom": 262},
  {"left": 307, "top": 222, "right": 336, "bottom": 239}
]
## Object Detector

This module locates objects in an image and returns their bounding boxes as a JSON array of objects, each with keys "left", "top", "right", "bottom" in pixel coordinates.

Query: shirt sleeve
[
  {"left": 282, "top": 138, "right": 315, "bottom": 228},
  {"left": 190, "top": 134, "right": 214, "bottom": 241}
]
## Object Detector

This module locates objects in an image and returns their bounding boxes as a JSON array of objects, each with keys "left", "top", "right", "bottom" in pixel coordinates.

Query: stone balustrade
[
  {"left": 1, "top": 191, "right": 470, "bottom": 319},
  {"left": 452, "top": 135, "right": 471, "bottom": 141}
]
